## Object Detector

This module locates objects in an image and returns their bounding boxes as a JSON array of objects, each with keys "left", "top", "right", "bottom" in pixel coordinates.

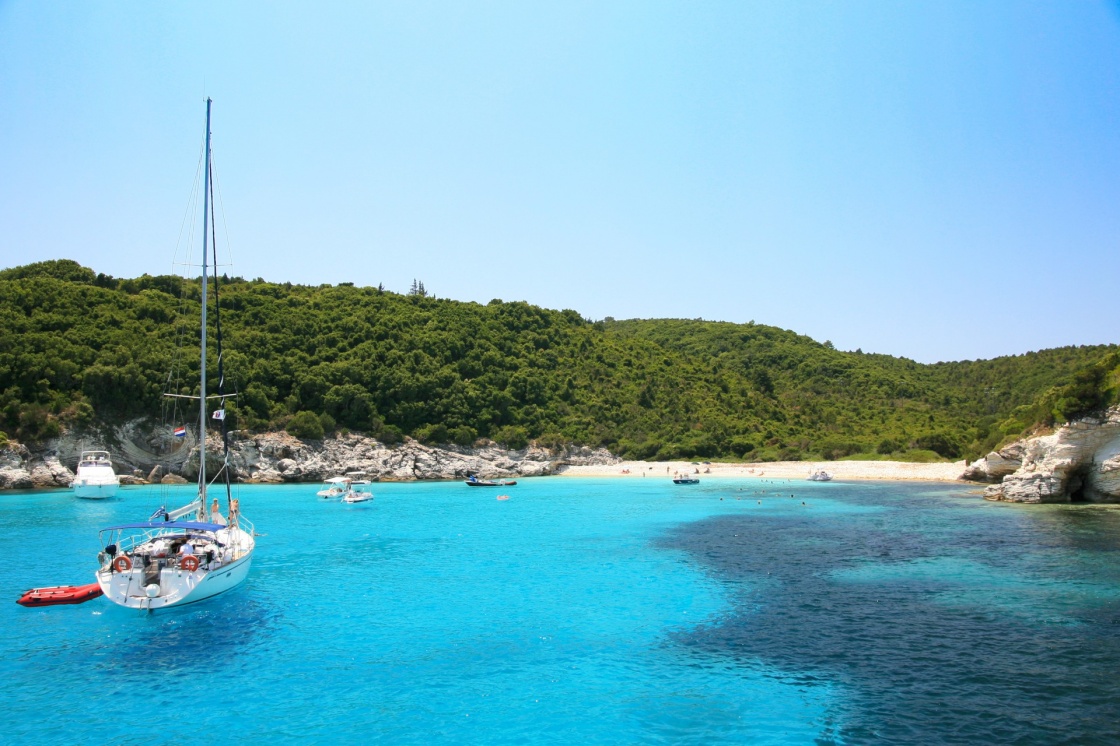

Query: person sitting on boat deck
[
  {"left": 179, "top": 540, "right": 195, "bottom": 556},
  {"left": 210, "top": 498, "right": 227, "bottom": 526}
]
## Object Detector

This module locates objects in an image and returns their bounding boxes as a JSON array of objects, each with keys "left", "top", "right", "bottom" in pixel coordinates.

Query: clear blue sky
[{"left": 3, "top": 1, "right": 1118, "bottom": 363}]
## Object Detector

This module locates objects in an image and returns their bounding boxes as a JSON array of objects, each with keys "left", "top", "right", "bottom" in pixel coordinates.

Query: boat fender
[
  {"left": 113, "top": 555, "right": 132, "bottom": 573},
  {"left": 181, "top": 556, "right": 200, "bottom": 572},
  {"left": 144, "top": 584, "right": 160, "bottom": 598}
]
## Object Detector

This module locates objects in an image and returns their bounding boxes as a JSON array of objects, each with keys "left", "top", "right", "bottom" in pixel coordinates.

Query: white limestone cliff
[
  {"left": 978, "top": 406, "right": 1120, "bottom": 503},
  {"left": 961, "top": 442, "right": 1024, "bottom": 483}
]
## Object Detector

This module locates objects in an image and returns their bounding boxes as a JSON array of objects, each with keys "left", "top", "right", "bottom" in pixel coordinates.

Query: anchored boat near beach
[
  {"left": 71, "top": 450, "right": 120, "bottom": 499},
  {"left": 94, "top": 99, "right": 255, "bottom": 611},
  {"left": 466, "top": 475, "right": 517, "bottom": 487}
]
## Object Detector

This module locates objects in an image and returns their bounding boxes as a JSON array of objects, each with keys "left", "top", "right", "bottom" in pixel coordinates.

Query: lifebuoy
[
  {"left": 113, "top": 555, "right": 132, "bottom": 572},
  {"left": 180, "top": 555, "right": 200, "bottom": 572}
]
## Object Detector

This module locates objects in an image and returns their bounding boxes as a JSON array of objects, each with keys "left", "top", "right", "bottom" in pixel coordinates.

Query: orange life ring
[
  {"left": 113, "top": 555, "right": 132, "bottom": 572},
  {"left": 180, "top": 555, "right": 200, "bottom": 572}
]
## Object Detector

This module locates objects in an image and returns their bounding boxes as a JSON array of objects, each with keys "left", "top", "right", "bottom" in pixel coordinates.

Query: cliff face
[
  {"left": 967, "top": 407, "right": 1120, "bottom": 503},
  {"left": 0, "top": 421, "right": 620, "bottom": 489}
]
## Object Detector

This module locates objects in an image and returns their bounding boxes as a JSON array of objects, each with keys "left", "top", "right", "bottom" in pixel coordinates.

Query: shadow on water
[
  {"left": 85, "top": 590, "right": 280, "bottom": 680},
  {"left": 657, "top": 487, "right": 1120, "bottom": 745}
]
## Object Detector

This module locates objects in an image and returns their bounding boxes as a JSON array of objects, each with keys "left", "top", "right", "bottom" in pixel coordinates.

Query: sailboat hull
[
  {"left": 97, "top": 527, "right": 255, "bottom": 611},
  {"left": 98, "top": 552, "right": 252, "bottom": 611}
]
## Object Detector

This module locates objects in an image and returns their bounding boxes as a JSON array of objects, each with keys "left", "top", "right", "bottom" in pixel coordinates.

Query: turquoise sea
[{"left": 3, "top": 477, "right": 1120, "bottom": 745}]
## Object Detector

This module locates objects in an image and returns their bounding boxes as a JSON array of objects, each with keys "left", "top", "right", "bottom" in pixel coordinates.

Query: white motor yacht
[{"left": 71, "top": 450, "right": 120, "bottom": 499}]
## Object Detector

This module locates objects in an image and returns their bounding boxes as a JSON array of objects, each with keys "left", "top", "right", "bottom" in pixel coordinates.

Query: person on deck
[{"left": 210, "top": 498, "right": 227, "bottom": 526}]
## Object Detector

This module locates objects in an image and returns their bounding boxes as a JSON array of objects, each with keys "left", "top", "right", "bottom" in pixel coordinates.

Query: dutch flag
[{"left": 173, "top": 426, "right": 187, "bottom": 438}]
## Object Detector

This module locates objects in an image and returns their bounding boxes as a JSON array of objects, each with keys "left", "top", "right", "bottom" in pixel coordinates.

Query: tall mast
[{"left": 198, "top": 97, "right": 212, "bottom": 504}]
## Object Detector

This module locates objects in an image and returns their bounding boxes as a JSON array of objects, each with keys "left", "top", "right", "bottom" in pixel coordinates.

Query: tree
[{"left": 286, "top": 410, "right": 324, "bottom": 440}]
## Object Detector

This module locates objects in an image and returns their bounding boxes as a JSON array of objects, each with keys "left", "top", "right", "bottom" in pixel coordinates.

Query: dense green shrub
[
  {"left": 449, "top": 425, "right": 477, "bottom": 447},
  {"left": 492, "top": 425, "right": 529, "bottom": 450},
  {"left": 415, "top": 423, "right": 449, "bottom": 445},
  {"left": 286, "top": 410, "right": 324, "bottom": 440}
]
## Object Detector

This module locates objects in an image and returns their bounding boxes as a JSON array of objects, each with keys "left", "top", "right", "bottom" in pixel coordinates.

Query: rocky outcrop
[
  {"left": 0, "top": 442, "right": 74, "bottom": 489},
  {"left": 0, "top": 443, "right": 35, "bottom": 489},
  {"left": 961, "top": 442, "right": 1024, "bottom": 483},
  {"left": 221, "top": 431, "right": 617, "bottom": 483},
  {"left": 0, "top": 422, "right": 619, "bottom": 489},
  {"left": 979, "top": 407, "right": 1120, "bottom": 503}
]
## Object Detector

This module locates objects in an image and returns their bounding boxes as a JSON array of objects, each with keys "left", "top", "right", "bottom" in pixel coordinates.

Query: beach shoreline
[{"left": 556, "top": 459, "right": 969, "bottom": 483}]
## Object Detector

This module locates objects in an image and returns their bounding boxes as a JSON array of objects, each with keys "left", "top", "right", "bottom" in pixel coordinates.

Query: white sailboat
[
  {"left": 95, "top": 99, "right": 255, "bottom": 611},
  {"left": 71, "top": 450, "right": 120, "bottom": 499}
]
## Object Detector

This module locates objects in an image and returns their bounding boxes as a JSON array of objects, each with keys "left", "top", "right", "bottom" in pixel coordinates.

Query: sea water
[{"left": 3, "top": 478, "right": 1120, "bottom": 745}]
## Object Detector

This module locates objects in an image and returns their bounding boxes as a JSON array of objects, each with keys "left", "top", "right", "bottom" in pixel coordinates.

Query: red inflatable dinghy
[{"left": 16, "top": 583, "right": 103, "bottom": 607}]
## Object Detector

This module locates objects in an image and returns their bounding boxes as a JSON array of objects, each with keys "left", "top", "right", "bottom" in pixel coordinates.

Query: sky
[{"left": 2, "top": 1, "right": 1118, "bottom": 364}]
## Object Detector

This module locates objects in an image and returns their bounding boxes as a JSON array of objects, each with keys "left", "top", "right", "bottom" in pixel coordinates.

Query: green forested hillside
[{"left": 1, "top": 259, "right": 1116, "bottom": 461}]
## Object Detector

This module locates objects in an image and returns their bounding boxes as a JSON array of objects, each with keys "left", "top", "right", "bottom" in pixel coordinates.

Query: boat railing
[{"left": 233, "top": 513, "right": 255, "bottom": 538}]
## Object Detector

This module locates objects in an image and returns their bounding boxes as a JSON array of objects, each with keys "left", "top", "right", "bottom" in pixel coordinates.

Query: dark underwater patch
[{"left": 658, "top": 487, "right": 1120, "bottom": 745}]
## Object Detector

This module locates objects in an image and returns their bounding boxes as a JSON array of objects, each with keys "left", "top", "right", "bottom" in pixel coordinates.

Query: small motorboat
[
  {"left": 17, "top": 583, "right": 104, "bottom": 607},
  {"left": 672, "top": 475, "right": 700, "bottom": 485},
  {"left": 465, "top": 476, "right": 517, "bottom": 487},
  {"left": 317, "top": 476, "right": 352, "bottom": 498},
  {"left": 341, "top": 488, "right": 374, "bottom": 504},
  {"left": 808, "top": 469, "right": 833, "bottom": 482},
  {"left": 346, "top": 471, "right": 372, "bottom": 485}
]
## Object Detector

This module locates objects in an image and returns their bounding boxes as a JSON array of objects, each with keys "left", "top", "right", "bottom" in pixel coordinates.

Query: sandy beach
[{"left": 557, "top": 459, "right": 968, "bottom": 483}]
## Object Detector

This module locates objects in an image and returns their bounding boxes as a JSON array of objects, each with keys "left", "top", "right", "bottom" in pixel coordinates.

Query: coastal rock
[
  {"left": 0, "top": 444, "right": 73, "bottom": 489},
  {"left": 0, "top": 444, "right": 33, "bottom": 489},
  {"left": 983, "top": 407, "right": 1120, "bottom": 503},
  {"left": 0, "top": 421, "right": 622, "bottom": 489},
  {"left": 223, "top": 432, "right": 617, "bottom": 483},
  {"left": 30, "top": 454, "right": 74, "bottom": 488},
  {"left": 962, "top": 443, "right": 1024, "bottom": 483}
]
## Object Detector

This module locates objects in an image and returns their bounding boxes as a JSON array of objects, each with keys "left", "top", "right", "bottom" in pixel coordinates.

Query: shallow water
[{"left": 2, "top": 479, "right": 1119, "bottom": 744}]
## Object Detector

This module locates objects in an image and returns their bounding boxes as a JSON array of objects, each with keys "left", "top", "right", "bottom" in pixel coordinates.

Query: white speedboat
[
  {"left": 808, "top": 469, "right": 833, "bottom": 482},
  {"left": 341, "top": 472, "right": 374, "bottom": 503},
  {"left": 317, "top": 476, "right": 352, "bottom": 498},
  {"left": 346, "top": 471, "right": 372, "bottom": 485},
  {"left": 71, "top": 450, "right": 120, "bottom": 499},
  {"left": 95, "top": 99, "right": 254, "bottom": 611},
  {"left": 341, "top": 488, "right": 374, "bottom": 504}
]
